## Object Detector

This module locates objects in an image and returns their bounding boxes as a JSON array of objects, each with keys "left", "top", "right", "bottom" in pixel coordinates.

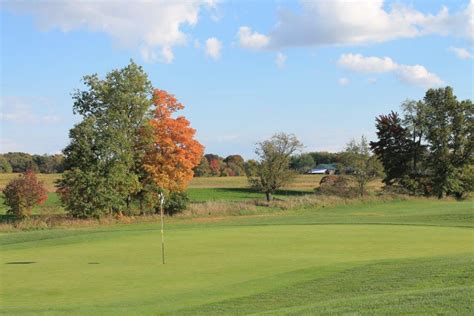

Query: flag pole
[{"left": 159, "top": 192, "right": 165, "bottom": 265}]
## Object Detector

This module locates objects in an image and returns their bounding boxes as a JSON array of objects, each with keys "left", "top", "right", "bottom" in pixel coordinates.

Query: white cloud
[
  {"left": 275, "top": 52, "right": 287, "bottom": 68},
  {"left": 0, "top": 96, "right": 62, "bottom": 124},
  {"left": 6, "top": 1, "right": 217, "bottom": 63},
  {"left": 238, "top": 0, "right": 473, "bottom": 50},
  {"left": 237, "top": 26, "right": 269, "bottom": 49},
  {"left": 395, "top": 64, "right": 444, "bottom": 88},
  {"left": 338, "top": 77, "right": 350, "bottom": 86},
  {"left": 337, "top": 53, "right": 443, "bottom": 88},
  {"left": 338, "top": 54, "right": 397, "bottom": 73},
  {"left": 205, "top": 37, "right": 222, "bottom": 60},
  {"left": 448, "top": 46, "right": 473, "bottom": 59}
]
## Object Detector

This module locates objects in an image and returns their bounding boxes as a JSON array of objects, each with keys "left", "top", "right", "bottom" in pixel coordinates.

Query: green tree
[
  {"left": 193, "top": 156, "right": 212, "bottom": 177},
  {"left": 57, "top": 61, "right": 153, "bottom": 217},
  {"left": 248, "top": 133, "right": 303, "bottom": 201},
  {"left": 290, "top": 153, "right": 315, "bottom": 173},
  {"left": 424, "top": 87, "right": 473, "bottom": 198},
  {"left": 0, "top": 156, "right": 12, "bottom": 173}
]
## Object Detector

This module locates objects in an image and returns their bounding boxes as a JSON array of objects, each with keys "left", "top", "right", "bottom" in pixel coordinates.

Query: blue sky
[{"left": 1, "top": 0, "right": 473, "bottom": 158}]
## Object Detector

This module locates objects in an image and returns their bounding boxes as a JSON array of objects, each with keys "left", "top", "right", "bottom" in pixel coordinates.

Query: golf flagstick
[{"left": 159, "top": 192, "right": 165, "bottom": 265}]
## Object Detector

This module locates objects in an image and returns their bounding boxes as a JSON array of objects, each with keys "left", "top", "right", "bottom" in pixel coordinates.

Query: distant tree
[
  {"left": 3, "top": 152, "right": 38, "bottom": 173},
  {"left": 2, "top": 170, "right": 47, "bottom": 217},
  {"left": 33, "top": 154, "right": 65, "bottom": 173},
  {"left": 370, "top": 112, "right": 412, "bottom": 185},
  {"left": 290, "top": 153, "right": 315, "bottom": 173},
  {"left": 248, "top": 133, "right": 303, "bottom": 201},
  {"left": 208, "top": 157, "right": 223, "bottom": 176},
  {"left": 423, "top": 87, "right": 473, "bottom": 198},
  {"left": 344, "top": 136, "right": 382, "bottom": 196},
  {"left": 193, "top": 156, "right": 212, "bottom": 177},
  {"left": 0, "top": 156, "right": 12, "bottom": 173},
  {"left": 58, "top": 61, "right": 153, "bottom": 217},
  {"left": 308, "top": 152, "right": 342, "bottom": 165},
  {"left": 224, "top": 155, "right": 245, "bottom": 175},
  {"left": 142, "top": 89, "right": 204, "bottom": 193},
  {"left": 244, "top": 159, "right": 259, "bottom": 176}
]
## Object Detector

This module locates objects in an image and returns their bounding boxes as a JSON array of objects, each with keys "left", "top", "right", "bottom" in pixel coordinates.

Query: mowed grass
[{"left": 1, "top": 199, "right": 473, "bottom": 315}]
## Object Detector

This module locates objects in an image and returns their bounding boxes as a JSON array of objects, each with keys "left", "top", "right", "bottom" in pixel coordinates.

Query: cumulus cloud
[
  {"left": 448, "top": 47, "right": 473, "bottom": 59},
  {"left": 337, "top": 53, "right": 443, "bottom": 88},
  {"left": 205, "top": 37, "right": 222, "bottom": 60},
  {"left": 338, "top": 54, "right": 397, "bottom": 73},
  {"left": 237, "top": 26, "right": 269, "bottom": 49},
  {"left": 338, "top": 77, "right": 350, "bottom": 86},
  {"left": 275, "top": 52, "right": 287, "bottom": 68},
  {"left": 0, "top": 96, "right": 62, "bottom": 124},
  {"left": 5, "top": 0, "right": 217, "bottom": 63},
  {"left": 238, "top": 0, "right": 473, "bottom": 50}
]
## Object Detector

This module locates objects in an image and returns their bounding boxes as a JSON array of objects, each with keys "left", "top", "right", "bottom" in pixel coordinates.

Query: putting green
[{"left": 1, "top": 223, "right": 473, "bottom": 315}]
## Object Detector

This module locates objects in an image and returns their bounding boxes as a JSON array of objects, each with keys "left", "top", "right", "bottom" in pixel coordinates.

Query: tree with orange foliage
[{"left": 143, "top": 89, "right": 204, "bottom": 193}]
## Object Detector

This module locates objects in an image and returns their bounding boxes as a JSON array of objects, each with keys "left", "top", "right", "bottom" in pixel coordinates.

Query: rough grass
[{"left": 1, "top": 198, "right": 472, "bottom": 315}]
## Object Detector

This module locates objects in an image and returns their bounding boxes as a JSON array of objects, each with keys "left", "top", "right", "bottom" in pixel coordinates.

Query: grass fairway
[{"left": 1, "top": 199, "right": 473, "bottom": 315}]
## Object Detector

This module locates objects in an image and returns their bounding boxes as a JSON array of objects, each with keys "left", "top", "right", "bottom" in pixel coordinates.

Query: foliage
[
  {"left": 371, "top": 87, "right": 473, "bottom": 198},
  {"left": 248, "top": 133, "right": 303, "bottom": 201},
  {"left": 58, "top": 60, "right": 153, "bottom": 217},
  {"left": 1, "top": 152, "right": 39, "bottom": 173},
  {"left": 164, "top": 191, "right": 189, "bottom": 215},
  {"left": 0, "top": 156, "right": 13, "bottom": 173},
  {"left": 2, "top": 170, "right": 47, "bottom": 217},
  {"left": 142, "top": 89, "right": 204, "bottom": 193},
  {"left": 370, "top": 111, "right": 412, "bottom": 185},
  {"left": 343, "top": 136, "right": 383, "bottom": 196},
  {"left": 290, "top": 153, "right": 315, "bottom": 173},
  {"left": 318, "top": 175, "right": 357, "bottom": 197},
  {"left": 423, "top": 87, "right": 473, "bottom": 198},
  {"left": 193, "top": 157, "right": 212, "bottom": 177}
]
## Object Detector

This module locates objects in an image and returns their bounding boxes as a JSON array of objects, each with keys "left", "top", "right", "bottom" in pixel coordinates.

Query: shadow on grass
[
  {"left": 220, "top": 187, "right": 310, "bottom": 196},
  {"left": 6, "top": 261, "right": 36, "bottom": 265}
]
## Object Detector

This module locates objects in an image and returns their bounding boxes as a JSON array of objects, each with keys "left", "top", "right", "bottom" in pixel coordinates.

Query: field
[{"left": 0, "top": 174, "right": 473, "bottom": 315}]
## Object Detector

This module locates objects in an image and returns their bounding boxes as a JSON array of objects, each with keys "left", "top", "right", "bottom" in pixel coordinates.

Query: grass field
[{"left": 1, "top": 197, "right": 473, "bottom": 315}]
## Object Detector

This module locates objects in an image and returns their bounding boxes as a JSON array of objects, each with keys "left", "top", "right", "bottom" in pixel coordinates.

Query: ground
[{"left": 0, "top": 174, "right": 472, "bottom": 315}]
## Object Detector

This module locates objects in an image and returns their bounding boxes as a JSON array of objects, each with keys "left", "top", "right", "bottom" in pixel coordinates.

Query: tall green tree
[
  {"left": 57, "top": 61, "right": 153, "bottom": 218},
  {"left": 248, "top": 133, "right": 303, "bottom": 201},
  {"left": 423, "top": 87, "right": 473, "bottom": 198}
]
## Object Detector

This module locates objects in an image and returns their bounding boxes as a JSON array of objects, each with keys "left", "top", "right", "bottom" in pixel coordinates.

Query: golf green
[{"left": 1, "top": 217, "right": 473, "bottom": 315}]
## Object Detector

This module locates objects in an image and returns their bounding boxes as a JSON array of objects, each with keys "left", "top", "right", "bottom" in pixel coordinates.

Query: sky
[{"left": 1, "top": 0, "right": 473, "bottom": 159}]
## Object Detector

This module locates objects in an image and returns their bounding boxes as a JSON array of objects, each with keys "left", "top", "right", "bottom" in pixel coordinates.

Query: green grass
[{"left": 1, "top": 199, "right": 473, "bottom": 315}]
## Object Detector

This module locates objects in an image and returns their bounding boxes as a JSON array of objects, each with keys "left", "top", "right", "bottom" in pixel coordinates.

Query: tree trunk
[{"left": 265, "top": 192, "right": 272, "bottom": 202}]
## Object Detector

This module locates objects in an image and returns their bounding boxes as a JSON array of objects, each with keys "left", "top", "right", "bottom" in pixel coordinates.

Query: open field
[
  {"left": 0, "top": 174, "right": 383, "bottom": 215},
  {"left": 1, "top": 198, "right": 473, "bottom": 315}
]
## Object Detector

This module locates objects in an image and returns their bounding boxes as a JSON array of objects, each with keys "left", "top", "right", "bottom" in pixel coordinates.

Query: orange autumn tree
[{"left": 143, "top": 89, "right": 204, "bottom": 193}]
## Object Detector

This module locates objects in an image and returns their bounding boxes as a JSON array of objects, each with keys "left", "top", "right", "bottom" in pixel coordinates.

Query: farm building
[{"left": 307, "top": 163, "right": 337, "bottom": 175}]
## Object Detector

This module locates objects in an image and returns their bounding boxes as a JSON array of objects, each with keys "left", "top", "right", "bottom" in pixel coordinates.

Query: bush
[
  {"left": 2, "top": 170, "right": 48, "bottom": 217},
  {"left": 164, "top": 192, "right": 189, "bottom": 215},
  {"left": 318, "top": 175, "right": 358, "bottom": 197}
]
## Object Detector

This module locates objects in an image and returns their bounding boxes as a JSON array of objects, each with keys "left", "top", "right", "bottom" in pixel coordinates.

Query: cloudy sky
[{"left": 1, "top": 0, "right": 473, "bottom": 158}]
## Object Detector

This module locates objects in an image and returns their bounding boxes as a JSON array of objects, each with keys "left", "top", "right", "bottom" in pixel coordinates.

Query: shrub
[
  {"left": 318, "top": 175, "right": 358, "bottom": 197},
  {"left": 2, "top": 170, "right": 48, "bottom": 217},
  {"left": 164, "top": 191, "right": 189, "bottom": 215}
]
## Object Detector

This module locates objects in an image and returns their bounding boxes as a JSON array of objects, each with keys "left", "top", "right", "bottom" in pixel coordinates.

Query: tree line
[{"left": 0, "top": 153, "right": 65, "bottom": 174}]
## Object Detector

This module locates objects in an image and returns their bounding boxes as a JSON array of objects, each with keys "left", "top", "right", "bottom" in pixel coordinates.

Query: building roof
[{"left": 314, "top": 163, "right": 337, "bottom": 170}]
